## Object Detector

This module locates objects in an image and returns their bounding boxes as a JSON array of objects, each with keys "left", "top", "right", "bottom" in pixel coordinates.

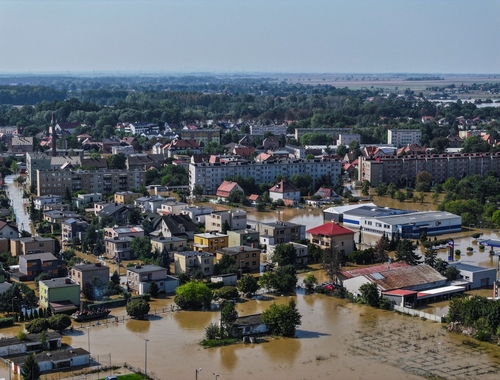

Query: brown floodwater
[{"left": 2, "top": 288, "right": 500, "bottom": 380}]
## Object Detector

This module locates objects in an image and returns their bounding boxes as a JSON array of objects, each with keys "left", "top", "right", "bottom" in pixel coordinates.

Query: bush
[
  {"left": 479, "top": 245, "right": 485, "bottom": 250},
  {"left": 48, "top": 314, "right": 72, "bottom": 331},
  {"left": 455, "top": 249, "right": 461, "bottom": 256},
  {"left": 125, "top": 299, "right": 150, "bottom": 318},
  {"left": 204, "top": 322, "right": 221, "bottom": 340},
  {"left": 466, "top": 247, "right": 473, "bottom": 252},
  {"left": 472, "top": 233, "right": 481, "bottom": 239},
  {"left": 0, "top": 317, "right": 14, "bottom": 328},
  {"left": 214, "top": 286, "right": 239, "bottom": 300},
  {"left": 25, "top": 318, "right": 49, "bottom": 334}
]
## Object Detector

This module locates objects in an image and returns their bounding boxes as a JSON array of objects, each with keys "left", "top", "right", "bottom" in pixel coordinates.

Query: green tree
[
  {"left": 336, "top": 144, "right": 348, "bottom": 157},
  {"left": 359, "top": 282, "right": 380, "bottom": 307},
  {"left": 25, "top": 318, "right": 49, "bottom": 334},
  {"left": 395, "top": 190, "right": 406, "bottom": 202},
  {"left": 237, "top": 274, "right": 260, "bottom": 297},
  {"left": 111, "top": 270, "right": 120, "bottom": 286},
  {"left": 374, "top": 234, "right": 389, "bottom": 263},
  {"left": 322, "top": 246, "right": 342, "bottom": 284},
  {"left": 48, "top": 314, "right": 72, "bottom": 331},
  {"left": 274, "top": 265, "right": 298, "bottom": 293},
  {"left": 130, "top": 236, "right": 152, "bottom": 259},
  {"left": 375, "top": 182, "right": 388, "bottom": 196},
  {"left": 63, "top": 186, "right": 72, "bottom": 204},
  {"left": 21, "top": 353, "right": 40, "bottom": 380},
  {"left": 174, "top": 281, "right": 212, "bottom": 310},
  {"left": 361, "top": 180, "right": 371, "bottom": 196},
  {"left": 214, "top": 253, "right": 237, "bottom": 275},
  {"left": 106, "top": 152, "right": 127, "bottom": 169},
  {"left": 259, "top": 271, "right": 275, "bottom": 292},
  {"left": 395, "top": 239, "right": 421, "bottom": 265},
  {"left": 215, "top": 286, "right": 239, "bottom": 300},
  {"left": 272, "top": 243, "right": 297, "bottom": 267},
  {"left": 261, "top": 299, "right": 301, "bottom": 337},
  {"left": 149, "top": 281, "right": 159, "bottom": 298},
  {"left": 125, "top": 298, "right": 150, "bottom": 318},
  {"left": 220, "top": 300, "right": 238, "bottom": 337},
  {"left": 303, "top": 273, "right": 318, "bottom": 292}
]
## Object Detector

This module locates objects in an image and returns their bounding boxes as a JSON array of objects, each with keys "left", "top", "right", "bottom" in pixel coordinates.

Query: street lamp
[
  {"left": 86, "top": 327, "right": 90, "bottom": 353},
  {"left": 213, "top": 373, "right": 219, "bottom": 380},
  {"left": 11, "top": 297, "right": 18, "bottom": 316},
  {"left": 144, "top": 339, "right": 149, "bottom": 379},
  {"left": 196, "top": 368, "right": 202, "bottom": 380}
]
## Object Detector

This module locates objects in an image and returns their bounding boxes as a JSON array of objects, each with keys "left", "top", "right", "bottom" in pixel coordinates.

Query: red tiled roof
[
  {"left": 306, "top": 222, "right": 354, "bottom": 237},
  {"left": 269, "top": 179, "right": 299, "bottom": 194},
  {"left": 216, "top": 181, "right": 241, "bottom": 198},
  {"left": 234, "top": 147, "right": 255, "bottom": 156},
  {"left": 248, "top": 194, "right": 260, "bottom": 201}
]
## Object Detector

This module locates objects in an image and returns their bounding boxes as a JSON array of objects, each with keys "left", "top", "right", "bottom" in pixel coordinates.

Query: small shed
[
  {"left": 210, "top": 273, "right": 238, "bottom": 286},
  {"left": 233, "top": 313, "right": 269, "bottom": 337}
]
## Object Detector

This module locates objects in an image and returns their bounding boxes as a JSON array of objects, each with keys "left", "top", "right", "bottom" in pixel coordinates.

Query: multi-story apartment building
[
  {"left": 36, "top": 168, "right": 145, "bottom": 196},
  {"left": 358, "top": 152, "right": 500, "bottom": 187},
  {"left": 180, "top": 129, "right": 220, "bottom": 145},
  {"left": 387, "top": 129, "right": 422, "bottom": 147},
  {"left": 189, "top": 158, "right": 341, "bottom": 195},
  {"left": 18, "top": 253, "right": 63, "bottom": 281},
  {"left": 216, "top": 246, "right": 261, "bottom": 272},
  {"left": 104, "top": 236, "right": 133, "bottom": 261},
  {"left": 337, "top": 133, "right": 361, "bottom": 146},
  {"left": 39, "top": 278, "right": 80, "bottom": 310},
  {"left": 227, "top": 229, "right": 260, "bottom": 248},
  {"left": 250, "top": 125, "right": 287, "bottom": 136},
  {"left": 126, "top": 264, "right": 178, "bottom": 295}
]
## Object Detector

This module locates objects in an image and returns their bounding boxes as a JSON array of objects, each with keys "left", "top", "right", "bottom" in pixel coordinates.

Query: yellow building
[
  {"left": 114, "top": 191, "right": 141, "bottom": 204},
  {"left": 193, "top": 232, "right": 228, "bottom": 254}
]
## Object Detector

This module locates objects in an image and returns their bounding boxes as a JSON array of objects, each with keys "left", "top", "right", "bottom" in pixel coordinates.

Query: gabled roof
[
  {"left": 341, "top": 262, "right": 410, "bottom": 279},
  {"left": 161, "top": 214, "right": 197, "bottom": 235},
  {"left": 366, "top": 264, "right": 446, "bottom": 291},
  {"left": 306, "top": 221, "right": 354, "bottom": 237},
  {"left": 216, "top": 181, "right": 242, "bottom": 198},
  {"left": 269, "top": 179, "right": 300, "bottom": 194}
]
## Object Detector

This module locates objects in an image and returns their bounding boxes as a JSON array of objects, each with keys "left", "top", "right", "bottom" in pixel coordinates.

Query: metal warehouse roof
[{"left": 371, "top": 211, "right": 460, "bottom": 226}]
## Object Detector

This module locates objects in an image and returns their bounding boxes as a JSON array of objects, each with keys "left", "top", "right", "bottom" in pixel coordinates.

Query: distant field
[{"left": 270, "top": 73, "right": 500, "bottom": 96}]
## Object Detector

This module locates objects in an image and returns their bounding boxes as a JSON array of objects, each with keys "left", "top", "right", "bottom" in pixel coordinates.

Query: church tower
[{"left": 51, "top": 113, "right": 57, "bottom": 157}]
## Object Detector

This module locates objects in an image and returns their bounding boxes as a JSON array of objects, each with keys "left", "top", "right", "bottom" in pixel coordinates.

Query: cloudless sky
[{"left": 1, "top": 0, "right": 499, "bottom": 74}]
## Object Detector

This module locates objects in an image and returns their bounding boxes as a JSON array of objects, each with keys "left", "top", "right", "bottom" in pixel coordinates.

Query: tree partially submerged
[
  {"left": 174, "top": 280, "right": 212, "bottom": 310},
  {"left": 262, "top": 299, "right": 301, "bottom": 337},
  {"left": 125, "top": 298, "right": 150, "bottom": 319},
  {"left": 21, "top": 353, "right": 40, "bottom": 380}
]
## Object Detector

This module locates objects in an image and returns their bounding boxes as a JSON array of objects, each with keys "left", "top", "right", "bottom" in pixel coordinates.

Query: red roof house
[
  {"left": 216, "top": 181, "right": 244, "bottom": 200},
  {"left": 306, "top": 222, "right": 355, "bottom": 255}
]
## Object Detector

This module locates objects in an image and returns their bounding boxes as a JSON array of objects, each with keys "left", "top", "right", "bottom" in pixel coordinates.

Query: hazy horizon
[{"left": 1, "top": 0, "right": 499, "bottom": 75}]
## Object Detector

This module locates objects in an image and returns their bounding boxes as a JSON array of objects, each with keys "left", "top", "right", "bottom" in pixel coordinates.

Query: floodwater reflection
[{"left": 125, "top": 318, "right": 151, "bottom": 333}]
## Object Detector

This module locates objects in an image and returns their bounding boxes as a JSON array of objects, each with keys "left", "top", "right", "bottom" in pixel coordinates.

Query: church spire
[{"left": 51, "top": 112, "right": 57, "bottom": 157}]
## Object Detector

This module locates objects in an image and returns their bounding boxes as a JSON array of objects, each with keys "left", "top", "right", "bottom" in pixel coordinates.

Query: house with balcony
[
  {"left": 266, "top": 242, "right": 309, "bottom": 266},
  {"left": 39, "top": 278, "right": 80, "bottom": 313},
  {"left": 151, "top": 236, "right": 187, "bottom": 255},
  {"left": 227, "top": 229, "right": 260, "bottom": 248},
  {"left": 193, "top": 232, "right": 229, "bottom": 254},
  {"left": 61, "top": 218, "right": 89, "bottom": 242},
  {"left": 72, "top": 193, "right": 102, "bottom": 208},
  {"left": 216, "top": 246, "right": 261, "bottom": 273},
  {"left": 114, "top": 191, "right": 141, "bottom": 205},
  {"left": 248, "top": 220, "right": 306, "bottom": 251},
  {"left": 104, "top": 236, "right": 133, "bottom": 261},
  {"left": 104, "top": 225, "right": 144, "bottom": 239},
  {"left": 126, "top": 264, "right": 179, "bottom": 295},
  {"left": 17, "top": 252, "right": 64, "bottom": 281},
  {"left": 205, "top": 209, "right": 247, "bottom": 233},
  {"left": 174, "top": 251, "right": 214, "bottom": 276},
  {"left": 43, "top": 210, "right": 80, "bottom": 227},
  {"left": 33, "top": 195, "right": 63, "bottom": 210},
  {"left": 70, "top": 263, "right": 110, "bottom": 290},
  {"left": 306, "top": 221, "right": 355, "bottom": 256}
]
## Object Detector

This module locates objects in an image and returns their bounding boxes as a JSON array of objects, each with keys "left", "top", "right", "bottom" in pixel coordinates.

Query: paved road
[{"left": 4, "top": 174, "right": 31, "bottom": 234}]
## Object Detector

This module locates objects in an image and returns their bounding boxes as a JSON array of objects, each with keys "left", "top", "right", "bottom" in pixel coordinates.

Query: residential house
[
  {"left": 70, "top": 263, "right": 110, "bottom": 290},
  {"left": 9, "top": 136, "right": 33, "bottom": 153},
  {"left": 17, "top": 253, "right": 63, "bottom": 281},
  {"left": 249, "top": 220, "right": 305, "bottom": 250},
  {"left": 163, "top": 139, "right": 203, "bottom": 158},
  {"left": 180, "top": 128, "right": 220, "bottom": 145},
  {"left": 61, "top": 218, "right": 89, "bottom": 242},
  {"left": 126, "top": 264, "right": 179, "bottom": 295},
  {"left": 126, "top": 153, "right": 164, "bottom": 170},
  {"left": 72, "top": 193, "right": 102, "bottom": 209},
  {"left": 43, "top": 210, "right": 80, "bottom": 227},
  {"left": 205, "top": 209, "right": 247, "bottom": 233},
  {"left": 134, "top": 196, "right": 166, "bottom": 213},
  {"left": 263, "top": 136, "right": 280, "bottom": 150},
  {"left": 193, "top": 232, "right": 229, "bottom": 254},
  {"left": 114, "top": 191, "right": 141, "bottom": 205},
  {"left": 157, "top": 200, "right": 188, "bottom": 216},
  {"left": 0, "top": 221, "right": 18, "bottom": 239},
  {"left": 33, "top": 195, "right": 63, "bottom": 210},
  {"left": 104, "top": 236, "right": 133, "bottom": 261},
  {"left": 39, "top": 278, "right": 80, "bottom": 312},
  {"left": 248, "top": 194, "right": 261, "bottom": 205},
  {"left": 174, "top": 251, "right": 214, "bottom": 276},
  {"left": 97, "top": 203, "right": 133, "bottom": 225},
  {"left": 233, "top": 146, "right": 256, "bottom": 158},
  {"left": 10, "top": 349, "right": 90, "bottom": 375},
  {"left": 269, "top": 179, "right": 300, "bottom": 206},
  {"left": 179, "top": 205, "right": 214, "bottom": 223},
  {"left": 104, "top": 225, "right": 144, "bottom": 239},
  {"left": 159, "top": 214, "right": 197, "bottom": 240},
  {"left": 43, "top": 203, "right": 70, "bottom": 212},
  {"left": 232, "top": 314, "right": 269, "bottom": 337},
  {"left": 151, "top": 236, "right": 187, "bottom": 255},
  {"left": 227, "top": 229, "right": 260, "bottom": 248},
  {"left": 306, "top": 222, "right": 355, "bottom": 256},
  {"left": 216, "top": 246, "right": 260, "bottom": 272},
  {"left": 10, "top": 236, "right": 56, "bottom": 256},
  {"left": 266, "top": 242, "right": 308, "bottom": 266},
  {"left": 216, "top": 181, "right": 245, "bottom": 201}
]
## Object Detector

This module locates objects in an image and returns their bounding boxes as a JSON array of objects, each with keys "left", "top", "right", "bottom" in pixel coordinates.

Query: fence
[{"left": 393, "top": 305, "right": 445, "bottom": 322}]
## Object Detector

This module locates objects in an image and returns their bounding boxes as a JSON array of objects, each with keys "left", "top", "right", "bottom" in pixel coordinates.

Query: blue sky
[{"left": 1, "top": 0, "right": 499, "bottom": 74}]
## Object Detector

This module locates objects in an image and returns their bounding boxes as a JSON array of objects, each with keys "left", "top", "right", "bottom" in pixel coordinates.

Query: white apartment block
[
  {"left": 250, "top": 125, "right": 288, "bottom": 136},
  {"left": 189, "top": 158, "right": 342, "bottom": 195},
  {"left": 387, "top": 129, "right": 422, "bottom": 147},
  {"left": 337, "top": 134, "right": 361, "bottom": 146}
]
